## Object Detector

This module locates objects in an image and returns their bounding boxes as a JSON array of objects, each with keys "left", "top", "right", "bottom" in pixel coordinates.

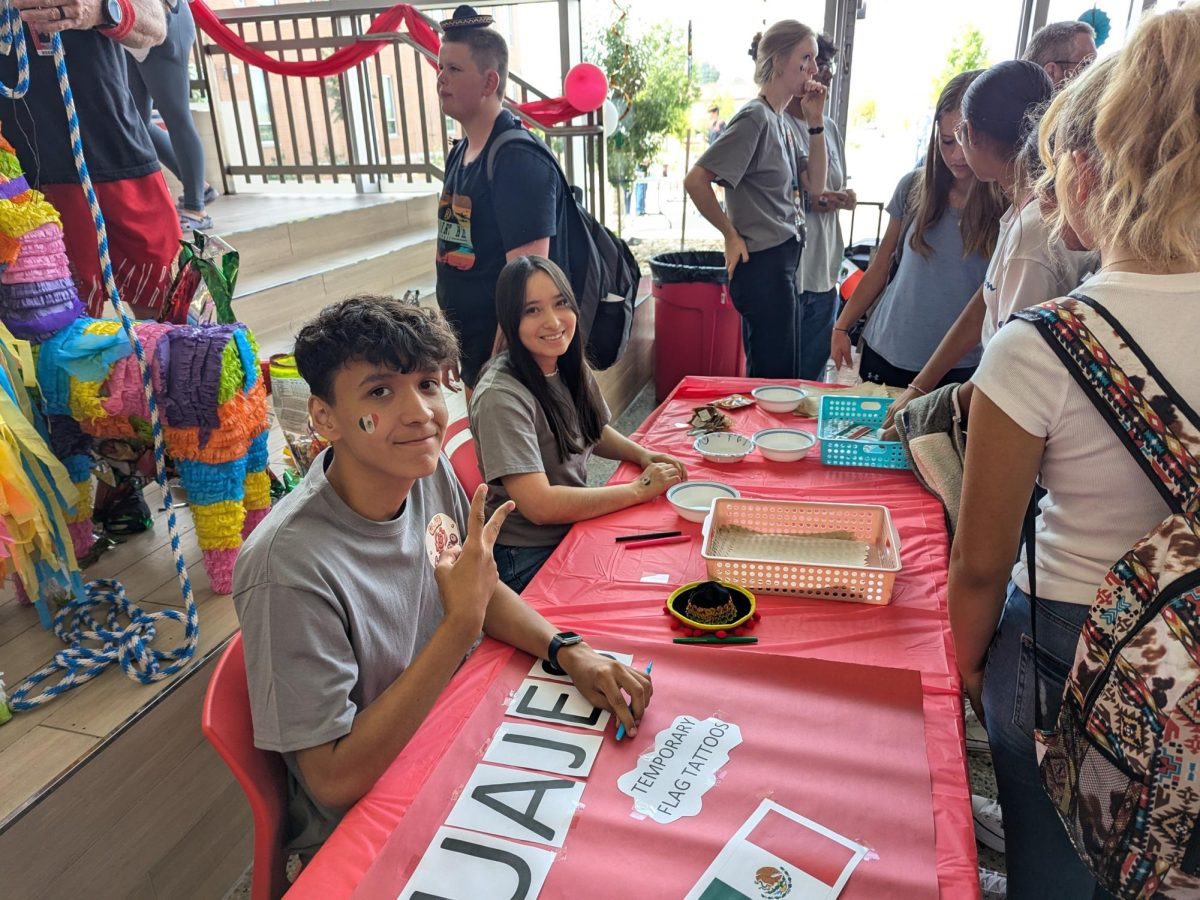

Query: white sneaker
[
  {"left": 965, "top": 703, "right": 991, "bottom": 755},
  {"left": 973, "top": 794, "right": 1006, "bottom": 853},
  {"left": 979, "top": 866, "right": 1007, "bottom": 899}
]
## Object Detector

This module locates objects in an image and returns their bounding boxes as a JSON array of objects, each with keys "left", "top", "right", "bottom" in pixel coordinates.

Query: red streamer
[
  {"left": 191, "top": 0, "right": 438, "bottom": 78},
  {"left": 189, "top": 0, "right": 589, "bottom": 128}
]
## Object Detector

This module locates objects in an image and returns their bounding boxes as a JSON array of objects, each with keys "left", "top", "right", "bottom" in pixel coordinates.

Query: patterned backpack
[{"left": 1015, "top": 294, "right": 1200, "bottom": 898}]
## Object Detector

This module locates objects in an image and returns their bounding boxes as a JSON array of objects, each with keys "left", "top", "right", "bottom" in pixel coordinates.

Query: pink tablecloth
[{"left": 288, "top": 376, "right": 977, "bottom": 898}]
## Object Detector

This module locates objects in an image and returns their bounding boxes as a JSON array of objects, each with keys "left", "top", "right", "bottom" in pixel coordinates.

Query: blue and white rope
[
  {"left": 9, "top": 30, "right": 199, "bottom": 710},
  {"left": 0, "top": 0, "right": 30, "bottom": 99}
]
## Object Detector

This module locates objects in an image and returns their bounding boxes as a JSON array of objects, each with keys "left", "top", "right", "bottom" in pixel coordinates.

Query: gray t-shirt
[
  {"left": 232, "top": 447, "right": 470, "bottom": 857},
  {"left": 862, "top": 171, "right": 990, "bottom": 372},
  {"left": 794, "top": 114, "right": 847, "bottom": 294},
  {"left": 469, "top": 352, "right": 610, "bottom": 548},
  {"left": 696, "top": 98, "right": 805, "bottom": 253}
]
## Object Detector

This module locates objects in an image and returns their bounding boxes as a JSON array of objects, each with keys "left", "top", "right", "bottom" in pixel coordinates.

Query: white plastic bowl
[
  {"left": 751, "top": 385, "right": 807, "bottom": 414},
  {"left": 752, "top": 428, "right": 817, "bottom": 462},
  {"left": 666, "top": 481, "right": 741, "bottom": 523},
  {"left": 693, "top": 431, "right": 755, "bottom": 464}
]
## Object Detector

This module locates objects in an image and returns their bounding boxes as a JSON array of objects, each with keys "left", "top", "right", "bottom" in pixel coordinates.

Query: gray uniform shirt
[
  {"left": 862, "top": 171, "right": 991, "bottom": 372},
  {"left": 469, "top": 352, "right": 610, "bottom": 547},
  {"left": 696, "top": 97, "right": 805, "bottom": 253},
  {"left": 232, "top": 447, "right": 470, "bottom": 857},
  {"left": 794, "top": 114, "right": 847, "bottom": 294}
]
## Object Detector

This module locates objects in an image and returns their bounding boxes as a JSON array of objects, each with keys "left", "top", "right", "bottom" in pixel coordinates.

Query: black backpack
[{"left": 485, "top": 128, "right": 640, "bottom": 370}]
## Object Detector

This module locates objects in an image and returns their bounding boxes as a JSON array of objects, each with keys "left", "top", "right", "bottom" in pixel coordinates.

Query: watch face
[
  {"left": 107, "top": 0, "right": 123, "bottom": 24},
  {"left": 558, "top": 632, "right": 582, "bottom": 645}
]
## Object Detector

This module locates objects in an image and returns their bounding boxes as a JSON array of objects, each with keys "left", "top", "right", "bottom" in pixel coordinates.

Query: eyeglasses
[{"left": 1053, "top": 55, "right": 1095, "bottom": 76}]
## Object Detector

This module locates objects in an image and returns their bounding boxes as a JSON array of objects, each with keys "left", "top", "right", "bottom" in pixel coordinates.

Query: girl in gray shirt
[
  {"left": 830, "top": 70, "right": 1005, "bottom": 389},
  {"left": 684, "top": 19, "right": 828, "bottom": 379},
  {"left": 470, "top": 256, "right": 687, "bottom": 592}
]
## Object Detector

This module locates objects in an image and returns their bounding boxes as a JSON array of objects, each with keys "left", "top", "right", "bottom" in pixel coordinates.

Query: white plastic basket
[{"left": 700, "top": 497, "right": 902, "bottom": 604}]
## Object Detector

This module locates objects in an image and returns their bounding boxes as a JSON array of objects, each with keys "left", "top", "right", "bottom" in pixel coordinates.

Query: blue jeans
[
  {"left": 495, "top": 543, "right": 557, "bottom": 593},
  {"left": 126, "top": 3, "right": 207, "bottom": 211},
  {"left": 982, "top": 582, "right": 1117, "bottom": 899},
  {"left": 796, "top": 288, "right": 837, "bottom": 381}
]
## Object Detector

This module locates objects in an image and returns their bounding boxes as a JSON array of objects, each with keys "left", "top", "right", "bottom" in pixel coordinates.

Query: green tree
[
  {"left": 850, "top": 97, "right": 877, "bottom": 127},
  {"left": 697, "top": 61, "right": 720, "bottom": 85},
  {"left": 931, "top": 25, "right": 990, "bottom": 105},
  {"left": 587, "top": 16, "right": 698, "bottom": 190}
]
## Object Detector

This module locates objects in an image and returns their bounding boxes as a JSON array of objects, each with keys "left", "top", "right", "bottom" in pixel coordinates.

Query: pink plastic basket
[{"left": 700, "top": 497, "right": 902, "bottom": 604}]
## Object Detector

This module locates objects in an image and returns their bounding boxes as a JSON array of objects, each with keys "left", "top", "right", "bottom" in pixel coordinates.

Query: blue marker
[{"left": 615, "top": 660, "right": 653, "bottom": 741}]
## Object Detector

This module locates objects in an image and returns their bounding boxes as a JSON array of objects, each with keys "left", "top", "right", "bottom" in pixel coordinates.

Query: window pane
[{"left": 841, "top": 0, "right": 1024, "bottom": 242}]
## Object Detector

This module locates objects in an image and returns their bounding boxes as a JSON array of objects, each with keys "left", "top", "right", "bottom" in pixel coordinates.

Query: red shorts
[{"left": 42, "top": 172, "right": 181, "bottom": 318}]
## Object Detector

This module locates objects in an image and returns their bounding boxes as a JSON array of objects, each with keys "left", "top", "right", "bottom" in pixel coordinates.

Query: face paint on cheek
[{"left": 358, "top": 414, "right": 378, "bottom": 434}]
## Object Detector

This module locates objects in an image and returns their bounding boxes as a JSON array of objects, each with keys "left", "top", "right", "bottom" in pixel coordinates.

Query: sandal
[
  {"left": 180, "top": 213, "right": 213, "bottom": 232},
  {"left": 177, "top": 185, "right": 219, "bottom": 209}
]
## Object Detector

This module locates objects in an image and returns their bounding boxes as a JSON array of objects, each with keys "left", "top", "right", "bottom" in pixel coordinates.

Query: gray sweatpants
[{"left": 126, "top": 1, "right": 207, "bottom": 211}]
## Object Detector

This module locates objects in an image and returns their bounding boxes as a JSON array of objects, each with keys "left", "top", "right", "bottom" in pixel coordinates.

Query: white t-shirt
[
  {"left": 973, "top": 270, "right": 1200, "bottom": 605},
  {"left": 980, "top": 200, "right": 1094, "bottom": 347}
]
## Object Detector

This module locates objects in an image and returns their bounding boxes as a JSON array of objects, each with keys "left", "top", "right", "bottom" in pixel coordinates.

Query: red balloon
[{"left": 564, "top": 63, "right": 608, "bottom": 113}]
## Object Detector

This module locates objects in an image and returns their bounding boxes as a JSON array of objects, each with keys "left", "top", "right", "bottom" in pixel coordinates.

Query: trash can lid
[{"left": 648, "top": 251, "right": 729, "bottom": 285}]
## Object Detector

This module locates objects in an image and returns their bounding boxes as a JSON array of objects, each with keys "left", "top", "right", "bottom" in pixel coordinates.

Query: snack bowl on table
[
  {"left": 667, "top": 480, "right": 740, "bottom": 523},
  {"left": 750, "top": 384, "right": 807, "bottom": 414},
  {"left": 752, "top": 428, "right": 817, "bottom": 462},
  {"left": 693, "top": 431, "right": 755, "bottom": 464}
]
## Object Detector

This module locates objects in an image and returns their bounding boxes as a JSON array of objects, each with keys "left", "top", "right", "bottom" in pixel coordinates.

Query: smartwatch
[
  {"left": 546, "top": 631, "right": 584, "bottom": 675},
  {"left": 98, "top": 0, "right": 123, "bottom": 29}
]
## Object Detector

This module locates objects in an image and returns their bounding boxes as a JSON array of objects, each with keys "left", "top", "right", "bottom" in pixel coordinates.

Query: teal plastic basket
[{"left": 817, "top": 395, "right": 908, "bottom": 469}]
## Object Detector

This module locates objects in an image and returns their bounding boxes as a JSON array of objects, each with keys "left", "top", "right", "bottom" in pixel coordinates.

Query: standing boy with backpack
[{"left": 434, "top": 5, "right": 565, "bottom": 389}]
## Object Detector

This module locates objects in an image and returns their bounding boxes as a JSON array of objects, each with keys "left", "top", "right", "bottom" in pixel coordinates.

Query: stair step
[{"left": 234, "top": 228, "right": 435, "bottom": 359}]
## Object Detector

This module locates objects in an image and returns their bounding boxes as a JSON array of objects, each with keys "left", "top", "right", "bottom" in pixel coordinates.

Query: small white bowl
[
  {"left": 667, "top": 481, "right": 741, "bottom": 523},
  {"left": 752, "top": 428, "right": 817, "bottom": 462},
  {"left": 751, "top": 385, "right": 807, "bottom": 414},
  {"left": 693, "top": 431, "right": 755, "bottom": 464}
]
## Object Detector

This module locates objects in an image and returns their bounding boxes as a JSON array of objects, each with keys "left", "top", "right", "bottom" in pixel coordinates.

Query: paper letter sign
[
  {"left": 399, "top": 826, "right": 554, "bottom": 900},
  {"left": 444, "top": 763, "right": 585, "bottom": 848},
  {"left": 483, "top": 723, "right": 603, "bottom": 777},
  {"left": 527, "top": 650, "right": 634, "bottom": 684},
  {"left": 617, "top": 715, "right": 743, "bottom": 824},
  {"left": 506, "top": 678, "right": 611, "bottom": 731}
]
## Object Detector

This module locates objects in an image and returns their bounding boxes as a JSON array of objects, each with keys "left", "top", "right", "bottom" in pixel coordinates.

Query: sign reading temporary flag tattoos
[
  {"left": 617, "top": 715, "right": 742, "bottom": 824},
  {"left": 483, "top": 722, "right": 604, "bottom": 777},
  {"left": 443, "top": 763, "right": 585, "bottom": 848},
  {"left": 685, "top": 800, "right": 868, "bottom": 900},
  {"left": 506, "top": 678, "right": 611, "bottom": 731},
  {"left": 398, "top": 826, "right": 555, "bottom": 900}
]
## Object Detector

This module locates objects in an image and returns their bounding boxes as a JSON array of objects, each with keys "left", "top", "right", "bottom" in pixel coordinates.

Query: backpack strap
[
  {"left": 1013, "top": 294, "right": 1200, "bottom": 518},
  {"left": 484, "top": 127, "right": 541, "bottom": 183}
]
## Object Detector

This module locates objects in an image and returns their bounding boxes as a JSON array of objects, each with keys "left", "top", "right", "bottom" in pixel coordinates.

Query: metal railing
[{"left": 192, "top": 0, "right": 605, "bottom": 218}]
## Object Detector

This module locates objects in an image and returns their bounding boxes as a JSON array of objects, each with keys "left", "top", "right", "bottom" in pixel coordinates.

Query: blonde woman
[
  {"left": 684, "top": 20, "right": 827, "bottom": 378},
  {"left": 949, "top": 7, "right": 1200, "bottom": 895}
]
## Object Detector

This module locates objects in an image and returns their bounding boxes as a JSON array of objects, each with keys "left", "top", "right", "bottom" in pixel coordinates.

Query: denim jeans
[
  {"left": 981, "top": 581, "right": 1117, "bottom": 899},
  {"left": 796, "top": 287, "right": 837, "bottom": 381},
  {"left": 495, "top": 543, "right": 557, "bottom": 593}
]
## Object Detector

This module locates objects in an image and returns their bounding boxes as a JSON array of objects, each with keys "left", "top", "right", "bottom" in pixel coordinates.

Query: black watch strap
[{"left": 546, "top": 631, "right": 583, "bottom": 675}]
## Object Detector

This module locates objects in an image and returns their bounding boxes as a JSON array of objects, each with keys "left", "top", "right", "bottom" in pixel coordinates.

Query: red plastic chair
[
  {"left": 202, "top": 632, "right": 290, "bottom": 900},
  {"left": 444, "top": 417, "right": 484, "bottom": 497}
]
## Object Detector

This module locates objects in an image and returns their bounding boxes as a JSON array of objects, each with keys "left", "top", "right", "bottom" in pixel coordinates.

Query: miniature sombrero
[
  {"left": 665, "top": 579, "right": 759, "bottom": 636},
  {"left": 441, "top": 4, "right": 494, "bottom": 29}
]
